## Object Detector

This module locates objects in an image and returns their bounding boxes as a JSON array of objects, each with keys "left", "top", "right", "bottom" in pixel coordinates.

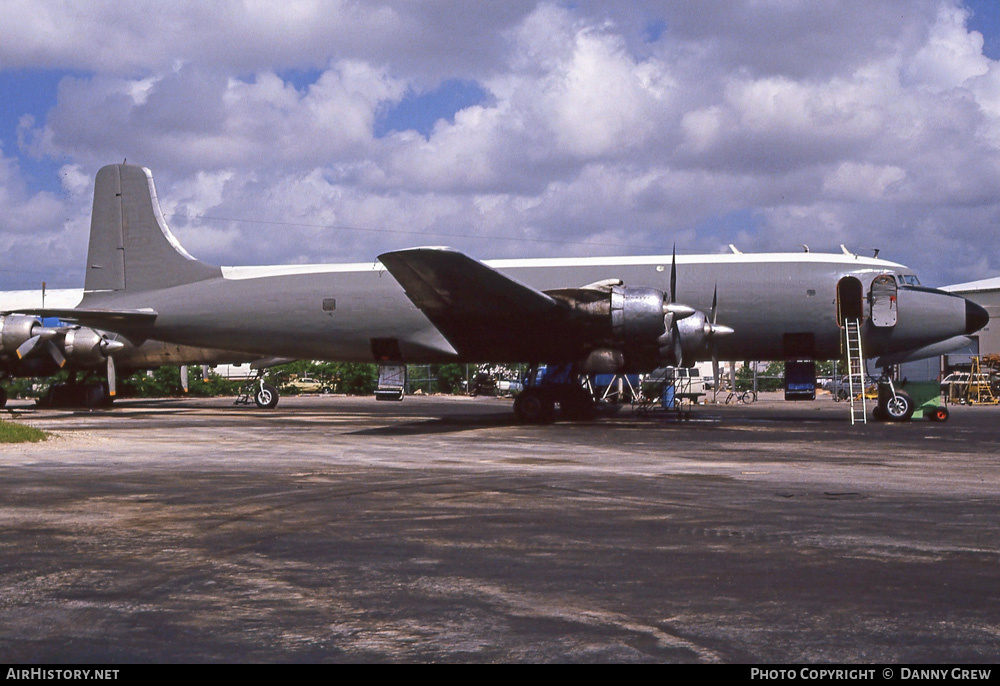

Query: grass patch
[{"left": 0, "top": 420, "right": 47, "bottom": 443}]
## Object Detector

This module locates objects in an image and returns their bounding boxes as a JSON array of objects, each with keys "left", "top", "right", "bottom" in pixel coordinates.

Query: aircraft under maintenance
[{"left": 1, "top": 163, "right": 989, "bottom": 421}]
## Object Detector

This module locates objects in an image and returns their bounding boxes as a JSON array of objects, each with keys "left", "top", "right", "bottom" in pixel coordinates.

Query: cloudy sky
[{"left": 1, "top": 0, "right": 999, "bottom": 289}]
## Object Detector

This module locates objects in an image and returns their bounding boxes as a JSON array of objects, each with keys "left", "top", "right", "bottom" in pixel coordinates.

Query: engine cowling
[
  {"left": 62, "top": 327, "right": 110, "bottom": 366},
  {"left": 0, "top": 315, "right": 41, "bottom": 357}
]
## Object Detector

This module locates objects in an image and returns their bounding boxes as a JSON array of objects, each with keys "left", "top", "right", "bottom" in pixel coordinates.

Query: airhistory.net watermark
[{"left": 6, "top": 670, "right": 119, "bottom": 680}]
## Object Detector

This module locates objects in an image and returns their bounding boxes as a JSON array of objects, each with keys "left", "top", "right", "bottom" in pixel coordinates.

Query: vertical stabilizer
[{"left": 84, "top": 164, "right": 221, "bottom": 294}]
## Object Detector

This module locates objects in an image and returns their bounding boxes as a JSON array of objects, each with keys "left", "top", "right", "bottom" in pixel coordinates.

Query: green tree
[
  {"left": 432, "top": 364, "right": 467, "bottom": 394},
  {"left": 736, "top": 361, "right": 785, "bottom": 392}
]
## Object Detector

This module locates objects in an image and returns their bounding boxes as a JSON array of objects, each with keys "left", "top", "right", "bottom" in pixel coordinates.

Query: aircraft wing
[
  {"left": 378, "top": 248, "right": 569, "bottom": 360},
  {"left": 11, "top": 307, "right": 158, "bottom": 333}
]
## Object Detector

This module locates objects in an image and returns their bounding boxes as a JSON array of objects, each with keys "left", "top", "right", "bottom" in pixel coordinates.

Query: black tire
[
  {"left": 884, "top": 391, "right": 914, "bottom": 422},
  {"left": 254, "top": 383, "right": 279, "bottom": 409},
  {"left": 560, "top": 387, "right": 595, "bottom": 421},
  {"left": 513, "top": 390, "right": 554, "bottom": 423},
  {"left": 0, "top": 387, "right": 7, "bottom": 408},
  {"left": 929, "top": 405, "right": 949, "bottom": 422},
  {"left": 872, "top": 405, "right": 888, "bottom": 421}
]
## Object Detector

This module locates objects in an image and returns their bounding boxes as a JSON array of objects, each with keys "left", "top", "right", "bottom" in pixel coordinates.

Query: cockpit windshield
[{"left": 896, "top": 274, "right": 920, "bottom": 286}]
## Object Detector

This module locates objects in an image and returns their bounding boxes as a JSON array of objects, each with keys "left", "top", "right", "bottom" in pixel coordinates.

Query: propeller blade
[
  {"left": 201, "top": 365, "right": 210, "bottom": 383},
  {"left": 670, "top": 244, "right": 677, "bottom": 304},
  {"left": 672, "top": 321, "right": 683, "bottom": 367},
  {"left": 711, "top": 284, "right": 718, "bottom": 326},
  {"left": 107, "top": 356, "right": 116, "bottom": 397},
  {"left": 16, "top": 335, "right": 41, "bottom": 359},
  {"left": 180, "top": 365, "right": 189, "bottom": 393},
  {"left": 44, "top": 340, "right": 67, "bottom": 368}
]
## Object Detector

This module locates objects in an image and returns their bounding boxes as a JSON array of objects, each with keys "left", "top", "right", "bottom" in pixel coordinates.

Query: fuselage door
[
  {"left": 870, "top": 274, "right": 898, "bottom": 327},
  {"left": 836, "top": 276, "right": 864, "bottom": 324}
]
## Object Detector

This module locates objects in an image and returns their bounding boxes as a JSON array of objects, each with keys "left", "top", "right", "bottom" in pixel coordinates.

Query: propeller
[
  {"left": 659, "top": 246, "right": 695, "bottom": 365},
  {"left": 661, "top": 266, "right": 734, "bottom": 368},
  {"left": 15, "top": 326, "right": 58, "bottom": 359},
  {"left": 706, "top": 285, "right": 735, "bottom": 391},
  {"left": 44, "top": 340, "right": 67, "bottom": 368},
  {"left": 181, "top": 365, "right": 189, "bottom": 392},
  {"left": 94, "top": 335, "right": 124, "bottom": 397}
]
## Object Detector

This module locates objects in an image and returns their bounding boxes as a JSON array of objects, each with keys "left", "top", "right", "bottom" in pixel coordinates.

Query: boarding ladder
[{"left": 844, "top": 318, "right": 867, "bottom": 425}]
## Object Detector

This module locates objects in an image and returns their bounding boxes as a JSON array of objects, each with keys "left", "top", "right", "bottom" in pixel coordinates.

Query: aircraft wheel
[
  {"left": 884, "top": 391, "right": 914, "bottom": 422},
  {"left": 871, "top": 405, "right": 887, "bottom": 421},
  {"left": 254, "top": 383, "right": 280, "bottom": 409},
  {"left": 514, "top": 390, "right": 554, "bottom": 423},
  {"left": 0, "top": 387, "right": 6, "bottom": 408}
]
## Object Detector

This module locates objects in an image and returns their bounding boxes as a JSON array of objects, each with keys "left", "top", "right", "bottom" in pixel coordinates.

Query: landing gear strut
[
  {"left": 235, "top": 369, "right": 279, "bottom": 409},
  {"left": 873, "top": 371, "right": 914, "bottom": 422}
]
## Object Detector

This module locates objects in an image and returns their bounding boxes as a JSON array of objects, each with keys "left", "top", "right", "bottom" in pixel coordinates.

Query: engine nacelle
[
  {"left": 612, "top": 286, "right": 668, "bottom": 342},
  {"left": 0, "top": 315, "right": 40, "bottom": 357},
  {"left": 63, "top": 327, "right": 111, "bottom": 366},
  {"left": 555, "top": 285, "right": 667, "bottom": 345},
  {"left": 580, "top": 348, "right": 626, "bottom": 374},
  {"left": 552, "top": 282, "right": 729, "bottom": 372}
]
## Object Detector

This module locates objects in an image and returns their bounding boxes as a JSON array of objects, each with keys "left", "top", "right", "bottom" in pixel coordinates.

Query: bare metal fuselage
[{"left": 80, "top": 252, "right": 974, "bottom": 366}]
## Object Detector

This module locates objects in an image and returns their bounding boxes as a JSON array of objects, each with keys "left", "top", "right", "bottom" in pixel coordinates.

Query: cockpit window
[{"left": 896, "top": 274, "right": 920, "bottom": 286}]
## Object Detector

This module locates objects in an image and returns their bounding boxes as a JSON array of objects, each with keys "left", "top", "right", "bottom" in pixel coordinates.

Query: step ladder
[
  {"left": 967, "top": 356, "right": 999, "bottom": 405},
  {"left": 844, "top": 318, "right": 867, "bottom": 425}
]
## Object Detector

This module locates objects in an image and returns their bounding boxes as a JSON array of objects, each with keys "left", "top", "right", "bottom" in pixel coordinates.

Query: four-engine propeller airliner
[{"left": 1, "top": 164, "right": 989, "bottom": 420}]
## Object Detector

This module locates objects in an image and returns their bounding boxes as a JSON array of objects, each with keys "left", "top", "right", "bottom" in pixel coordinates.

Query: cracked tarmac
[{"left": 1, "top": 394, "right": 998, "bottom": 663}]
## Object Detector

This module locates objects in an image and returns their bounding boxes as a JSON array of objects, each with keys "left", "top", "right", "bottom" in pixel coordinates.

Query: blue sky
[{"left": 2, "top": 1, "right": 1000, "bottom": 289}]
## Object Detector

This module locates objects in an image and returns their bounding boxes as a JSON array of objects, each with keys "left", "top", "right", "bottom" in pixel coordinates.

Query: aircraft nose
[{"left": 966, "top": 299, "right": 989, "bottom": 334}]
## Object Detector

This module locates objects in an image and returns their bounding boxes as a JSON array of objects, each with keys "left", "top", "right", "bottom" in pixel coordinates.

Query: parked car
[
  {"left": 288, "top": 376, "right": 329, "bottom": 394},
  {"left": 828, "top": 375, "right": 878, "bottom": 400}
]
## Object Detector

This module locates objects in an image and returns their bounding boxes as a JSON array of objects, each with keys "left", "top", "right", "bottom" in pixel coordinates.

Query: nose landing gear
[{"left": 872, "top": 372, "right": 946, "bottom": 422}]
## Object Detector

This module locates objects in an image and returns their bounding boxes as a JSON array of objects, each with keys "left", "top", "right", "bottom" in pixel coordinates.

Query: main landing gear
[
  {"left": 513, "top": 363, "right": 595, "bottom": 423},
  {"left": 36, "top": 371, "right": 114, "bottom": 409},
  {"left": 235, "top": 369, "right": 279, "bottom": 409}
]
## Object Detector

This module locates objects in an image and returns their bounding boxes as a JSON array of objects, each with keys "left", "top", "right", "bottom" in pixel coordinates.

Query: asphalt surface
[{"left": 0, "top": 393, "right": 997, "bottom": 663}]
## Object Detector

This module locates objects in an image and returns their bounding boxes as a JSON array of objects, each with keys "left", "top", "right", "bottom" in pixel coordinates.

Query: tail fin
[{"left": 84, "top": 164, "right": 220, "bottom": 294}]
